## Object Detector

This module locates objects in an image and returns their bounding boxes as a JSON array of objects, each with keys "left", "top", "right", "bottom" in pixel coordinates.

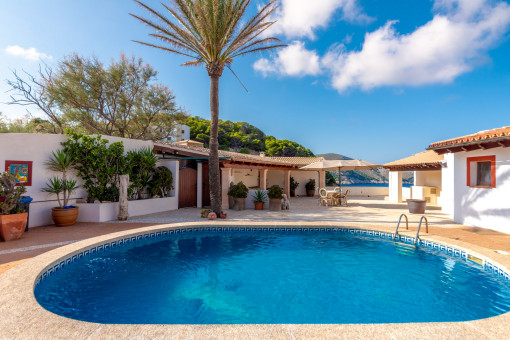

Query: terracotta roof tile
[
  {"left": 384, "top": 150, "right": 443, "bottom": 168},
  {"left": 154, "top": 142, "right": 321, "bottom": 167},
  {"left": 428, "top": 126, "right": 510, "bottom": 149}
]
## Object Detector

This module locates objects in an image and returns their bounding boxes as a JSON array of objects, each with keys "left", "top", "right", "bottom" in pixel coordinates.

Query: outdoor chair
[
  {"left": 319, "top": 188, "right": 329, "bottom": 206},
  {"left": 340, "top": 189, "right": 350, "bottom": 206}
]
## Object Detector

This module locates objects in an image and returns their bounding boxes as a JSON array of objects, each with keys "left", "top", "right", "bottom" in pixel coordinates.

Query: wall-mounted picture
[{"left": 5, "top": 160, "right": 33, "bottom": 186}]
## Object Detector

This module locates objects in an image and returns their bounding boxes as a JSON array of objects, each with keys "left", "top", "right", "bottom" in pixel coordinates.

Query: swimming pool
[{"left": 34, "top": 227, "right": 510, "bottom": 324}]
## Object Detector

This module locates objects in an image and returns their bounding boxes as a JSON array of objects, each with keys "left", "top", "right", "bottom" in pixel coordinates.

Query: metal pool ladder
[
  {"left": 414, "top": 216, "right": 429, "bottom": 244},
  {"left": 393, "top": 214, "right": 408, "bottom": 239}
]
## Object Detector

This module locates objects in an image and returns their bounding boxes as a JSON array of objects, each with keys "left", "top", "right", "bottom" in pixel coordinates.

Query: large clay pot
[
  {"left": 269, "top": 198, "right": 282, "bottom": 211},
  {"left": 233, "top": 198, "right": 246, "bottom": 211},
  {"left": 306, "top": 189, "right": 315, "bottom": 197},
  {"left": 290, "top": 189, "right": 296, "bottom": 197},
  {"left": 0, "top": 212, "right": 28, "bottom": 242},
  {"left": 407, "top": 199, "right": 426, "bottom": 214},
  {"left": 52, "top": 207, "right": 79, "bottom": 227},
  {"left": 254, "top": 202, "right": 264, "bottom": 210}
]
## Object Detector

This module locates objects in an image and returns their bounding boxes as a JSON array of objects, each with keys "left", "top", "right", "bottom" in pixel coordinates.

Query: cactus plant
[{"left": 0, "top": 171, "right": 26, "bottom": 215}]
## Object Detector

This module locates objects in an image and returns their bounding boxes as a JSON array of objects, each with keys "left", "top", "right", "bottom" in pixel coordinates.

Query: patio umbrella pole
[{"left": 338, "top": 167, "right": 342, "bottom": 192}]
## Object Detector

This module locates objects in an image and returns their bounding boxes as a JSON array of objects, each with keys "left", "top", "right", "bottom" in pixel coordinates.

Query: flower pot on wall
[
  {"left": 0, "top": 212, "right": 28, "bottom": 242},
  {"left": 52, "top": 207, "right": 79, "bottom": 227},
  {"left": 254, "top": 202, "right": 264, "bottom": 210},
  {"left": 233, "top": 198, "right": 246, "bottom": 211},
  {"left": 407, "top": 199, "right": 426, "bottom": 214},
  {"left": 269, "top": 198, "right": 282, "bottom": 211}
]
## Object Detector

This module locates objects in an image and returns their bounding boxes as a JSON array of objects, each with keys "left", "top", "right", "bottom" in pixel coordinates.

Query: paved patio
[{"left": 2, "top": 196, "right": 510, "bottom": 273}]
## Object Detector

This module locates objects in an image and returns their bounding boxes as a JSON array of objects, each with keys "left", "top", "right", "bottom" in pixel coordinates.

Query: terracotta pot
[
  {"left": 52, "top": 207, "right": 79, "bottom": 227},
  {"left": 207, "top": 212, "right": 217, "bottom": 220},
  {"left": 254, "top": 202, "right": 264, "bottom": 210},
  {"left": 0, "top": 212, "right": 28, "bottom": 242},
  {"left": 269, "top": 198, "right": 282, "bottom": 211},
  {"left": 220, "top": 213, "right": 227, "bottom": 219},
  {"left": 306, "top": 189, "right": 315, "bottom": 197},
  {"left": 290, "top": 189, "right": 296, "bottom": 197},
  {"left": 407, "top": 199, "right": 427, "bottom": 214},
  {"left": 233, "top": 198, "right": 246, "bottom": 211}
]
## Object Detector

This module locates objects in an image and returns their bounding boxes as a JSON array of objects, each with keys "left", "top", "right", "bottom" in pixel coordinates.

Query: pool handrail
[
  {"left": 414, "top": 216, "right": 429, "bottom": 244},
  {"left": 393, "top": 214, "right": 408, "bottom": 239}
]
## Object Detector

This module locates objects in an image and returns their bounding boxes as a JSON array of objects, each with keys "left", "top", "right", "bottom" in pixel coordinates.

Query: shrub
[
  {"left": 267, "top": 185, "right": 283, "bottom": 199},
  {"left": 228, "top": 181, "right": 249, "bottom": 198},
  {"left": 62, "top": 131, "right": 125, "bottom": 203},
  {"left": 125, "top": 148, "right": 158, "bottom": 199},
  {"left": 290, "top": 177, "right": 299, "bottom": 190},
  {"left": 305, "top": 179, "right": 316, "bottom": 191},
  {"left": 149, "top": 166, "right": 174, "bottom": 197},
  {"left": 239, "top": 147, "right": 250, "bottom": 154},
  {"left": 252, "top": 190, "right": 267, "bottom": 203},
  {"left": 0, "top": 172, "right": 26, "bottom": 215}
]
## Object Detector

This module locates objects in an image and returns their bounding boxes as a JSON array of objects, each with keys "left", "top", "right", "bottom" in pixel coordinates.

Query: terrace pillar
[
  {"left": 389, "top": 171, "right": 403, "bottom": 203},
  {"left": 197, "top": 161, "right": 203, "bottom": 208},
  {"left": 221, "top": 167, "right": 233, "bottom": 210},
  {"left": 259, "top": 169, "right": 268, "bottom": 190},
  {"left": 283, "top": 170, "right": 291, "bottom": 198},
  {"left": 319, "top": 171, "right": 325, "bottom": 189}
]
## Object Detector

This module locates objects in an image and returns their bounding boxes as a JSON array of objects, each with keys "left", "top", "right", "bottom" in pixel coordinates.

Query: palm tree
[{"left": 131, "top": 0, "right": 284, "bottom": 216}]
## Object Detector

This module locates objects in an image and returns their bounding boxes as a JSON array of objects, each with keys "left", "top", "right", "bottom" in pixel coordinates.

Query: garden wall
[{"left": 0, "top": 133, "right": 178, "bottom": 227}]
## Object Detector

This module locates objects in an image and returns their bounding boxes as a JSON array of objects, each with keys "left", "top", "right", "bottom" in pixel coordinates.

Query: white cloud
[
  {"left": 254, "top": 41, "right": 322, "bottom": 77},
  {"left": 268, "top": 0, "right": 373, "bottom": 40},
  {"left": 5, "top": 45, "right": 53, "bottom": 61},
  {"left": 323, "top": 0, "right": 510, "bottom": 92}
]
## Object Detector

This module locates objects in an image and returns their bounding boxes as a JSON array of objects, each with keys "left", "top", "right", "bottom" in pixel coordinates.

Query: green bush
[
  {"left": 239, "top": 147, "right": 250, "bottom": 154},
  {"left": 228, "top": 181, "right": 249, "bottom": 198},
  {"left": 0, "top": 172, "right": 26, "bottom": 215},
  {"left": 290, "top": 177, "right": 299, "bottom": 190},
  {"left": 149, "top": 166, "right": 174, "bottom": 197},
  {"left": 305, "top": 179, "right": 316, "bottom": 191},
  {"left": 125, "top": 148, "right": 158, "bottom": 200},
  {"left": 62, "top": 131, "right": 125, "bottom": 203},
  {"left": 267, "top": 185, "right": 283, "bottom": 199}
]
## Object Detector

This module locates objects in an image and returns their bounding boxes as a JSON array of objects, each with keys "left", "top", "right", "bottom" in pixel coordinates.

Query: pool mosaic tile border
[{"left": 34, "top": 226, "right": 510, "bottom": 286}]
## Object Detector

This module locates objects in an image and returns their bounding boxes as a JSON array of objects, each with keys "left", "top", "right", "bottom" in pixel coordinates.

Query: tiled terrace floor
[{"left": 2, "top": 196, "right": 510, "bottom": 273}]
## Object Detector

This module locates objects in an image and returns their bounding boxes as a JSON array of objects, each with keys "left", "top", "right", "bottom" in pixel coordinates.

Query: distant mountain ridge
[{"left": 316, "top": 153, "right": 414, "bottom": 185}]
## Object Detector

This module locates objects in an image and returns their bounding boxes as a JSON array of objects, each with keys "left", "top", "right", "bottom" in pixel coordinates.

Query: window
[{"left": 467, "top": 156, "right": 496, "bottom": 188}]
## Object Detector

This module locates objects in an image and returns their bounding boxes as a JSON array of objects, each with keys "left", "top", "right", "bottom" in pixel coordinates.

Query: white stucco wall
[
  {"left": 443, "top": 148, "right": 510, "bottom": 234},
  {"left": 415, "top": 170, "right": 442, "bottom": 187},
  {"left": 388, "top": 171, "right": 403, "bottom": 202},
  {"left": 326, "top": 186, "right": 389, "bottom": 197},
  {"left": 232, "top": 168, "right": 260, "bottom": 188},
  {"left": 290, "top": 171, "right": 320, "bottom": 196},
  {"left": 0, "top": 133, "right": 173, "bottom": 227}
]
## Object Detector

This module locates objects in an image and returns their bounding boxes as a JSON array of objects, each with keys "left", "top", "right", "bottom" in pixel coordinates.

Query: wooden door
[
  {"left": 179, "top": 168, "right": 197, "bottom": 208},
  {"left": 202, "top": 163, "right": 211, "bottom": 207}
]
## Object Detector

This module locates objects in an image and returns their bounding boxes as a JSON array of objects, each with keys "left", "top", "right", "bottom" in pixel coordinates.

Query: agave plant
[
  {"left": 42, "top": 150, "right": 79, "bottom": 208},
  {"left": 252, "top": 189, "right": 267, "bottom": 203},
  {"left": 131, "top": 0, "right": 285, "bottom": 215}
]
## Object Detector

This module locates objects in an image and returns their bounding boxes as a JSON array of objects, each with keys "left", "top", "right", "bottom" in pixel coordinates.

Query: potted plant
[
  {"left": 200, "top": 209, "right": 211, "bottom": 218},
  {"left": 267, "top": 185, "right": 283, "bottom": 211},
  {"left": 0, "top": 172, "right": 28, "bottom": 242},
  {"left": 42, "top": 150, "right": 80, "bottom": 227},
  {"left": 290, "top": 177, "right": 299, "bottom": 197},
  {"left": 305, "top": 179, "right": 316, "bottom": 197},
  {"left": 228, "top": 181, "right": 249, "bottom": 210},
  {"left": 252, "top": 190, "right": 267, "bottom": 210},
  {"left": 407, "top": 199, "right": 427, "bottom": 214}
]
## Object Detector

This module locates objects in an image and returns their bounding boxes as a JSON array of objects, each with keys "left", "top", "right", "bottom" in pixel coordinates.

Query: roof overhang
[
  {"left": 428, "top": 137, "right": 510, "bottom": 155},
  {"left": 384, "top": 162, "right": 443, "bottom": 171}
]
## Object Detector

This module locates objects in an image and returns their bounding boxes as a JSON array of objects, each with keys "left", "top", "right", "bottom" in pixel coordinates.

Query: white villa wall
[
  {"left": 0, "top": 133, "right": 177, "bottom": 227},
  {"left": 267, "top": 170, "right": 284, "bottom": 189},
  {"left": 388, "top": 171, "right": 403, "bottom": 202},
  {"left": 415, "top": 170, "right": 442, "bottom": 187},
  {"left": 232, "top": 168, "right": 260, "bottom": 188},
  {"left": 290, "top": 171, "right": 319, "bottom": 196},
  {"left": 445, "top": 148, "right": 510, "bottom": 234},
  {"left": 441, "top": 153, "right": 456, "bottom": 216},
  {"left": 326, "top": 186, "right": 388, "bottom": 196}
]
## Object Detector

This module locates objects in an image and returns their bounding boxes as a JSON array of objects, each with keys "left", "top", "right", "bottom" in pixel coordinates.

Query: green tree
[
  {"left": 132, "top": 0, "right": 284, "bottom": 216},
  {"left": 264, "top": 136, "right": 314, "bottom": 157},
  {"left": 7, "top": 55, "right": 187, "bottom": 140}
]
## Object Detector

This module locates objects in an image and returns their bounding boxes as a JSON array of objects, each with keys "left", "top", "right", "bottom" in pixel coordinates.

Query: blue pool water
[{"left": 34, "top": 230, "right": 510, "bottom": 324}]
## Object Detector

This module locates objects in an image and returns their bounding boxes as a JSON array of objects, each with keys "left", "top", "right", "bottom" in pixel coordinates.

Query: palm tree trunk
[{"left": 209, "top": 74, "right": 222, "bottom": 216}]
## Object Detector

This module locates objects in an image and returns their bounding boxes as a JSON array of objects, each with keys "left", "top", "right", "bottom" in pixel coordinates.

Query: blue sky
[{"left": 1, "top": 0, "right": 509, "bottom": 164}]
